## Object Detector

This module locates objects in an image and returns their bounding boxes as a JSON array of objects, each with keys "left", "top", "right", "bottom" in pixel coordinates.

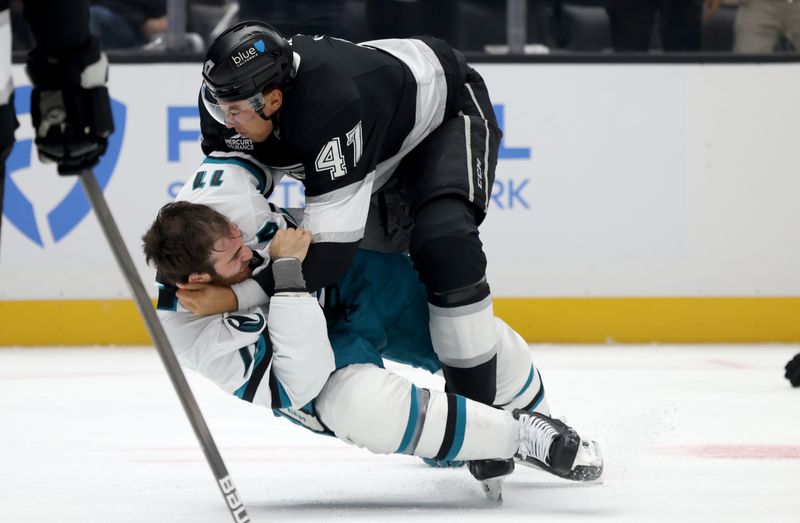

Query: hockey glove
[
  {"left": 785, "top": 352, "right": 800, "bottom": 387},
  {"left": 25, "top": 35, "right": 113, "bottom": 175}
]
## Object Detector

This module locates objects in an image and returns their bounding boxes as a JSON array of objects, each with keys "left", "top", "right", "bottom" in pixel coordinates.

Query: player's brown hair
[{"left": 142, "top": 201, "right": 231, "bottom": 285}]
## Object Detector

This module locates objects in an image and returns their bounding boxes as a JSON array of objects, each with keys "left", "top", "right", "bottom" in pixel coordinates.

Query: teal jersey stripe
[
  {"left": 512, "top": 365, "right": 535, "bottom": 400},
  {"left": 527, "top": 369, "right": 546, "bottom": 412},
  {"left": 233, "top": 337, "right": 269, "bottom": 400},
  {"left": 203, "top": 157, "right": 268, "bottom": 193},
  {"left": 253, "top": 336, "right": 268, "bottom": 365},
  {"left": 275, "top": 379, "right": 291, "bottom": 408},
  {"left": 444, "top": 395, "right": 467, "bottom": 461},
  {"left": 396, "top": 385, "right": 420, "bottom": 454},
  {"left": 233, "top": 381, "right": 247, "bottom": 399}
]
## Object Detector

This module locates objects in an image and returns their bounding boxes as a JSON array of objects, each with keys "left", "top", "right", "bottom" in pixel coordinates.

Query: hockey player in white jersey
[{"left": 141, "top": 155, "right": 603, "bottom": 499}]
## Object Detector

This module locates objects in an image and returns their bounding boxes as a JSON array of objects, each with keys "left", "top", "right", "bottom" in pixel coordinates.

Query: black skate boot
[
  {"left": 785, "top": 352, "right": 800, "bottom": 387},
  {"left": 467, "top": 458, "right": 514, "bottom": 501},
  {"left": 512, "top": 410, "right": 603, "bottom": 482}
]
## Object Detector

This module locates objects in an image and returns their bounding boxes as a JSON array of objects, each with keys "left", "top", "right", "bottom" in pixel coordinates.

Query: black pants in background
[{"left": 606, "top": 0, "right": 703, "bottom": 51}]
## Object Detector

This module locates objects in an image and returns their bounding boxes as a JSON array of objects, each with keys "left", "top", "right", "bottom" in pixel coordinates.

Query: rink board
[
  {"left": 1, "top": 297, "right": 800, "bottom": 345},
  {"left": 1, "top": 62, "right": 799, "bottom": 344}
]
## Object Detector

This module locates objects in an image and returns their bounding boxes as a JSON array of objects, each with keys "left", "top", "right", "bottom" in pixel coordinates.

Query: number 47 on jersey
[{"left": 315, "top": 121, "right": 363, "bottom": 180}]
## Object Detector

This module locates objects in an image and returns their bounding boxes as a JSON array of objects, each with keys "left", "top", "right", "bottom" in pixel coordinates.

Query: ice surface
[{"left": 1, "top": 345, "right": 798, "bottom": 522}]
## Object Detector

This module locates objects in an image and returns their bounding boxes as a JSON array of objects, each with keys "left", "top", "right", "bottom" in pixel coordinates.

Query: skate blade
[{"left": 480, "top": 477, "right": 504, "bottom": 502}]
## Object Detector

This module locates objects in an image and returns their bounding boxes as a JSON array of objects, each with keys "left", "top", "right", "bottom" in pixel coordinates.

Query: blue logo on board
[
  {"left": 253, "top": 39, "right": 266, "bottom": 53},
  {"left": 2, "top": 86, "right": 127, "bottom": 247}
]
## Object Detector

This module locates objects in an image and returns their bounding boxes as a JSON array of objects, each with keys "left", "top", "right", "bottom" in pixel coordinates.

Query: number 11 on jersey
[{"left": 315, "top": 121, "right": 363, "bottom": 180}]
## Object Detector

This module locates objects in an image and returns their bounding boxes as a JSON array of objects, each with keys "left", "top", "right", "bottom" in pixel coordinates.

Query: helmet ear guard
[{"left": 202, "top": 21, "right": 294, "bottom": 103}]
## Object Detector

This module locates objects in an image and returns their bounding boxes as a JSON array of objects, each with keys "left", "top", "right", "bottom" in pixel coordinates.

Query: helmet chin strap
[
  {"left": 255, "top": 107, "right": 282, "bottom": 139},
  {"left": 257, "top": 107, "right": 280, "bottom": 132}
]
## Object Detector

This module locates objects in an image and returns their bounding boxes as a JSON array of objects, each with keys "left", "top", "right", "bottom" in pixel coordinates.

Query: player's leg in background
[
  {"left": 658, "top": 0, "right": 703, "bottom": 51},
  {"left": 606, "top": 0, "right": 658, "bottom": 51},
  {"left": 734, "top": 0, "right": 782, "bottom": 53},
  {"left": 785, "top": 0, "right": 800, "bottom": 52}
]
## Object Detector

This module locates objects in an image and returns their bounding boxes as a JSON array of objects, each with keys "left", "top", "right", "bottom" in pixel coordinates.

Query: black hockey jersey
[{"left": 199, "top": 35, "right": 467, "bottom": 298}]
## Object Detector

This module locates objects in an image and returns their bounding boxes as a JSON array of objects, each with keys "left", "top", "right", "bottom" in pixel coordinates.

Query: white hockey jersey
[{"left": 156, "top": 152, "right": 335, "bottom": 411}]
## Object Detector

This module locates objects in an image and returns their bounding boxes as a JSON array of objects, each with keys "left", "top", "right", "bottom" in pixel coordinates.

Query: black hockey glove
[
  {"left": 25, "top": 35, "right": 114, "bottom": 175},
  {"left": 785, "top": 352, "right": 800, "bottom": 387}
]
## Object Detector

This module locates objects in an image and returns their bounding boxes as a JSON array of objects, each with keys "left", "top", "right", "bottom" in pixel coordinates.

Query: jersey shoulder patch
[{"left": 225, "top": 312, "right": 266, "bottom": 334}]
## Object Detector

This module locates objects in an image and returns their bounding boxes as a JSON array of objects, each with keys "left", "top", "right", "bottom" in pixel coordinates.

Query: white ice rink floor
[{"left": 1, "top": 344, "right": 798, "bottom": 523}]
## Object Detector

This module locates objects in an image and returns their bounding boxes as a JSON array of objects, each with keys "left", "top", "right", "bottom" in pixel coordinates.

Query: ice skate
[
  {"left": 468, "top": 458, "right": 514, "bottom": 501},
  {"left": 513, "top": 410, "right": 603, "bottom": 482}
]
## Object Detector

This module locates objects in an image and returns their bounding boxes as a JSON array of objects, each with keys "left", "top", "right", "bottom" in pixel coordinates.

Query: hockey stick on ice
[{"left": 79, "top": 169, "right": 250, "bottom": 523}]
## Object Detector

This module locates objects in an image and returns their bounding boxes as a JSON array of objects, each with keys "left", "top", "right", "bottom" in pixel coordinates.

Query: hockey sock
[{"left": 492, "top": 318, "right": 550, "bottom": 414}]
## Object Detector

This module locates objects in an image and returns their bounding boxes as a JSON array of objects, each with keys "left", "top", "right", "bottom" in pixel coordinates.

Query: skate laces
[{"left": 518, "top": 414, "right": 559, "bottom": 465}]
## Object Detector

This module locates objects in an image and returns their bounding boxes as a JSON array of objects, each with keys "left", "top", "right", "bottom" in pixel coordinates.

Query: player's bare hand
[
  {"left": 176, "top": 283, "right": 238, "bottom": 315},
  {"left": 269, "top": 227, "right": 312, "bottom": 262}
]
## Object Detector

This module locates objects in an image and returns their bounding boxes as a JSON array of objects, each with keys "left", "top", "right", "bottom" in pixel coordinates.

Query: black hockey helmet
[{"left": 202, "top": 21, "right": 294, "bottom": 103}]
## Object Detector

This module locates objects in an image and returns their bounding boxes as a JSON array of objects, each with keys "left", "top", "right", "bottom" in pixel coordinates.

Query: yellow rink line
[{"left": 1, "top": 297, "right": 799, "bottom": 346}]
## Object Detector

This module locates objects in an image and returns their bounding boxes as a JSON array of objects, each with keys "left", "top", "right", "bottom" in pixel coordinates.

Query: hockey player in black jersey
[{"left": 193, "top": 21, "right": 513, "bottom": 485}]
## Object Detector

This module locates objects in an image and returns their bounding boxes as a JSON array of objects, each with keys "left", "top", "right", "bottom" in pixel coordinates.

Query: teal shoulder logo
[
  {"left": 3, "top": 86, "right": 126, "bottom": 247},
  {"left": 226, "top": 313, "right": 266, "bottom": 333},
  {"left": 253, "top": 40, "right": 266, "bottom": 53}
]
